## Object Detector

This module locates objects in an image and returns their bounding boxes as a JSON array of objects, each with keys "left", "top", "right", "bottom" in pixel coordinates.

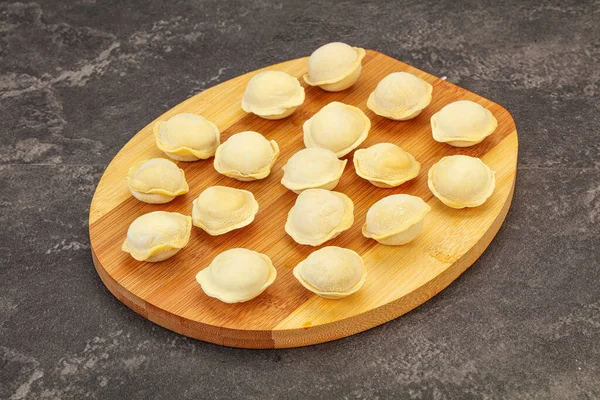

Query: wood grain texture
[{"left": 89, "top": 50, "right": 518, "bottom": 349}]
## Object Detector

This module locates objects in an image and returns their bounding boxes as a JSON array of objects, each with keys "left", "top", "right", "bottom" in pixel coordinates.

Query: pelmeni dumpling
[
  {"left": 154, "top": 113, "right": 220, "bottom": 161},
  {"left": 281, "top": 148, "right": 347, "bottom": 193},
  {"left": 362, "top": 194, "right": 431, "bottom": 245},
  {"left": 285, "top": 189, "right": 354, "bottom": 246},
  {"left": 125, "top": 158, "right": 189, "bottom": 204},
  {"left": 428, "top": 155, "right": 496, "bottom": 209},
  {"left": 353, "top": 143, "right": 420, "bottom": 188},
  {"left": 192, "top": 186, "right": 259, "bottom": 235},
  {"left": 293, "top": 246, "right": 366, "bottom": 299},
  {"left": 241, "top": 70, "right": 305, "bottom": 120},
  {"left": 214, "top": 131, "right": 280, "bottom": 181},
  {"left": 196, "top": 248, "right": 277, "bottom": 303},
  {"left": 303, "top": 42, "right": 366, "bottom": 92},
  {"left": 303, "top": 102, "right": 370, "bottom": 157},
  {"left": 367, "top": 72, "right": 433, "bottom": 120},
  {"left": 431, "top": 100, "right": 498, "bottom": 147},
  {"left": 122, "top": 211, "right": 192, "bottom": 262}
]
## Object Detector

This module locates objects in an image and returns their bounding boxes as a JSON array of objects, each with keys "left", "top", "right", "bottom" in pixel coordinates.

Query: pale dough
[
  {"left": 196, "top": 248, "right": 277, "bottom": 303},
  {"left": 154, "top": 113, "right": 220, "bottom": 161},
  {"left": 303, "top": 102, "right": 370, "bottom": 157},
  {"left": 293, "top": 246, "right": 366, "bottom": 299},
  {"left": 241, "top": 70, "right": 305, "bottom": 120},
  {"left": 428, "top": 155, "right": 496, "bottom": 208},
  {"left": 125, "top": 158, "right": 189, "bottom": 204},
  {"left": 192, "top": 186, "right": 259, "bottom": 235},
  {"left": 214, "top": 131, "right": 280, "bottom": 181},
  {"left": 281, "top": 147, "right": 347, "bottom": 193},
  {"left": 303, "top": 42, "right": 366, "bottom": 92},
  {"left": 367, "top": 72, "right": 433, "bottom": 120},
  {"left": 122, "top": 211, "right": 192, "bottom": 262}
]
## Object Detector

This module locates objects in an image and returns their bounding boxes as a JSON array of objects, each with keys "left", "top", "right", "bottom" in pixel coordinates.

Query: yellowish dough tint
[
  {"left": 285, "top": 189, "right": 354, "bottom": 246},
  {"left": 121, "top": 211, "right": 192, "bottom": 262},
  {"left": 353, "top": 143, "right": 420, "bottom": 188},
  {"left": 241, "top": 70, "right": 305, "bottom": 119},
  {"left": 125, "top": 158, "right": 189, "bottom": 204},
  {"left": 303, "top": 102, "right": 370, "bottom": 157},
  {"left": 214, "top": 131, "right": 280, "bottom": 181},
  {"left": 154, "top": 113, "right": 220, "bottom": 161},
  {"left": 362, "top": 194, "right": 431, "bottom": 245},
  {"left": 303, "top": 42, "right": 366, "bottom": 92},
  {"left": 281, "top": 147, "right": 347, "bottom": 193},
  {"left": 293, "top": 246, "right": 366, "bottom": 299},
  {"left": 428, "top": 155, "right": 496, "bottom": 208},
  {"left": 196, "top": 248, "right": 277, "bottom": 303},
  {"left": 431, "top": 100, "right": 498, "bottom": 147},
  {"left": 367, "top": 72, "right": 433, "bottom": 120},
  {"left": 192, "top": 186, "right": 259, "bottom": 236}
]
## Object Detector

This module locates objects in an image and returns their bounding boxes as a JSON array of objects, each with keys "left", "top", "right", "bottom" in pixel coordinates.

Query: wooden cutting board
[{"left": 89, "top": 50, "right": 518, "bottom": 348}]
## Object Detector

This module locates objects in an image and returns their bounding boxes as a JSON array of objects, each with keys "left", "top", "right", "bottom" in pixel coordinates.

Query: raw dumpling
[
  {"left": 367, "top": 72, "right": 433, "bottom": 120},
  {"left": 285, "top": 189, "right": 354, "bottom": 246},
  {"left": 431, "top": 100, "right": 498, "bottom": 147},
  {"left": 241, "top": 70, "right": 305, "bottom": 120},
  {"left": 122, "top": 211, "right": 192, "bottom": 262},
  {"left": 428, "top": 155, "right": 496, "bottom": 208},
  {"left": 192, "top": 186, "right": 259, "bottom": 235},
  {"left": 281, "top": 148, "right": 347, "bottom": 193},
  {"left": 303, "top": 42, "right": 366, "bottom": 92},
  {"left": 293, "top": 246, "right": 366, "bottom": 299},
  {"left": 196, "top": 248, "right": 277, "bottom": 303},
  {"left": 362, "top": 194, "right": 431, "bottom": 245},
  {"left": 154, "top": 113, "right": 220, "bottom": 161},
  {"left": 353, "top": 143, "right": 420, "bottom": 188},
  {"left": 125, "top": 158, "right": 189, "bottom": 204},
  {"left": 303, "top": 102, "right": 370, "bottom": 157},
  {"left": 214, "top": 131, "right": 280, "bottom": 181}
]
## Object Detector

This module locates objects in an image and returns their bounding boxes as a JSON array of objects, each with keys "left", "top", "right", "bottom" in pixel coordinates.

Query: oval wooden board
[{"left": 89, "top": 50, "right": 518, "bottom": 349}]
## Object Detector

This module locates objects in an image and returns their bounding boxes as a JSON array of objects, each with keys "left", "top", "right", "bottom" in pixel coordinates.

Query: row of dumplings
[
  {"left": 121, "top": 211, "right": 365, "bottom": 302},
  {"left": 122, "top": 41, "right": 499, "bottom": 304},
  {"left": 149, "top": 43, "right": 497, "bottom": 174},
  {"left": 200, "top": 246, "right": 366, "bottom": 303},
  {"left": 131, "top": 99, "right": 496, "bottom": 205},
  {"left": 127, "top": 147, "right": 495, "bottom": 215},
  {"left": 244, "top": 42, "right": 498, "bottom": 147},
  {"left": 151, "top": 93, "right": 497, "bottom": 177},
  {"left": 122, "top": 188, "right": 429, "bottom": 250}
]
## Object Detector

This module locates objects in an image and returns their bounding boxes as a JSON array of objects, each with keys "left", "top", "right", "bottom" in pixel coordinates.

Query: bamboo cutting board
[{"left": 89, "top": 50, "right": 518, "bottom": 348}]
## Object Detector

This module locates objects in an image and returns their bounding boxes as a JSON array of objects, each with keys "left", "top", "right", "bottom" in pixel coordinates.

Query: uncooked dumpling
[
  {"left": 428, "top": 155, "right": 496, "bottom": 208},
  {"left": 367, "top": 72, "right": 433, "bottom": 120},
  {"left": 125, "top": 158, "right": 189, "bottom": 204},
  {"left": 431, "top": 100, "right": 498, "bottom": 147},
  {"left": 293, "top": 246, "right": 366, "bottom": 299},
  {"left": 353, "top": 143, "right": 420, "bottom": 188},
  {"left": 154, "top": 113, "right": 220, "bottom": 161},
  {"left": 281, "top": 148, "right": 347, "bottom": 193},
  {"left": 303, "top": 102, "right": 370, "bottom": 157},
  {"left": 122, "top": 211, "right": 192, "bottom": 262},
  {"left": 192, "top": 186, "right": 259, "bottom": 235},
  {"left": 214, "top": 131, "right": 280, "bottom": 181},
  {"left": 303, "top": 42, "right": 366, "bottom": 92},
  {"left": 285, "top": 189, "right": 354, "bottom": 246},
  {"left": 241, "top": 70, "right": 305, "bottom": 120},
  {"left": 362, "top": 194, "right": 431, "bottom": 245},
  {"left": 196, "top": 248, "right": 277, "bottom": 303}
]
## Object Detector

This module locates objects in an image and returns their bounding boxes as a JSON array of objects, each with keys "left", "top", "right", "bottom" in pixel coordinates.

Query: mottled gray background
[{"left": 1, "top": 0, "right": 599, "bottom": 399}]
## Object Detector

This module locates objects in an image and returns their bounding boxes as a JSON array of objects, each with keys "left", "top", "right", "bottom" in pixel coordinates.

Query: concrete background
[{"left": 1, "top": 0, "right": 598, "bottom": 398}]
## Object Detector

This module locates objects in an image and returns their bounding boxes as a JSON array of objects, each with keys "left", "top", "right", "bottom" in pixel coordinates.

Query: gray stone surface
[{"left": 1, "top": 0, "right": 599, "bottom": 398}]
